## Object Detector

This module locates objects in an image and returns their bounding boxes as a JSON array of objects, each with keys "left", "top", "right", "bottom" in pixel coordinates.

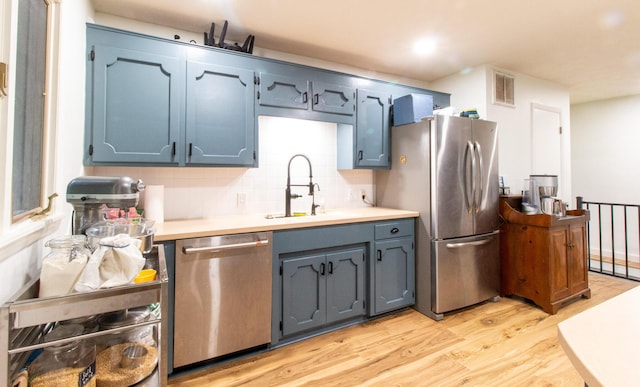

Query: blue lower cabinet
[
  {"left": 373, "top": 237, "right": 415, "bottom": 315},
  {"left": 281, "top": 246, "right": 365, "bottom": 338}
]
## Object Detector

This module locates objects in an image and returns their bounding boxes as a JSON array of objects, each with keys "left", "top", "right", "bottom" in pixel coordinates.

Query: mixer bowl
[
  {"left": 86, "top": 222, "right": 154, "bottom": 254},
  {"left": 538, "top": 186, "right": 558, "bottom": 197}
]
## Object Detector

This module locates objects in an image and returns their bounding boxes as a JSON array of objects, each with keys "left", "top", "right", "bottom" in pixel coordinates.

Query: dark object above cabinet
[{"left": 84, "top": 24, "right": 449, "bottom": 168}]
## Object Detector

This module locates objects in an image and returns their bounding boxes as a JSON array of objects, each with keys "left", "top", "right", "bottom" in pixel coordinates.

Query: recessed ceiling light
[{"left": 413, "top": 37, "right": 437, "bottom": 56}]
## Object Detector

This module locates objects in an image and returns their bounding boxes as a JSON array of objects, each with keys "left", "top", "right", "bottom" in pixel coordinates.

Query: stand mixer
[{"left": 66, "top": 176, "right": 145, "bottom": 234}]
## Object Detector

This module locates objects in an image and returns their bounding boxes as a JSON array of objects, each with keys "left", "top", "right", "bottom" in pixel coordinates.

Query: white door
[{"left": 531, "top": 104, "right": 563, "bottom": 196}]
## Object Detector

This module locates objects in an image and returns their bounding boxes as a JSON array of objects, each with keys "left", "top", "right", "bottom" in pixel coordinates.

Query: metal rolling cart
[{"left": 0, "top": 245, "right": 168, "bottom": 386}]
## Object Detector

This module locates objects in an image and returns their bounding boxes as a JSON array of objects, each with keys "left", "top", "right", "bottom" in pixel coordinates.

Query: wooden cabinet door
[
  {"left": 281, "top": 253, "right": 327, "bottom": 337},
  {"left": 186, "top": 60, "right": 255, "bottom": 166},
  {"left": 326, "top": 247, "right": 366, "bottom": 323},
  {"left": 355, "top": 89, "right": 391, "bottom": 168},
  {"left": 549, "top": 227, "right": 571, "bottom": 301},
  {"left": 89, "top": 44, "right": 181, "bottom": 164},
  {"left": 373, "top": 237, "right": 415, "bottom": 315},
  {"left": 568, "top": 224, "right": 589, "bottom": 294}
]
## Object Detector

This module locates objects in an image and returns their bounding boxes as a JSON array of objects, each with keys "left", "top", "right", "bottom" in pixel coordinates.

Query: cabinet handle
[
  {"left": 302, "top": 91, "right": 308, "bottom": 104},
  {"left": 171, "top": 142, "right": 176, "bottom": 156},
  {"left": 189, "top": 143, "right": 193, "bottom": 157},
  {"left": 313, "top": 94, "right": 319, "bottom": 105},
  {"left": 320, "top": 262, "right": 326, "bottom": 276},
  {"left": 358, "top": 150, "right": 363, "bottom": 161},
  {"left": 328, "top": 261, "right": 333, "bottom": 274},
  {"left": 391, "top": 227, "right": 399, "bottom": 234},
  {"left": 377, "top": 250, "right": 382, "bottom": 261}
]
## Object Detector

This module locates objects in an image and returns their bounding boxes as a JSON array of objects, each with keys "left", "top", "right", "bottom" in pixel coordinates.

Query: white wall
[
  {"left": 0, "top": 0, "right": 93, "bottom": 303},
  {"left": 572, "top": 95, "right": 640, "bottom": 268},
  {"left": 571, "top": 95, "right": 640, "bottom": 204},
  {"left": 93, "top": 117, "right": 375, "bottom": 220},
  {"left": 431, "top": 65, "right": 572, "bottom": 203}
]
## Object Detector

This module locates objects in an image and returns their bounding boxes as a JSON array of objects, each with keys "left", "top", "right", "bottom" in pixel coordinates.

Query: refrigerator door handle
[
  {"left": 445, "top": 231, "right": 499, "bottom": 249},
  {"left": 446, "top": 239, "right": 491, "bottom": 248},
  {"left": 474, "top": 141, "right": 484, "bottom": 212},
  {"left": 464, "top": 141, "right": 474, "bottom": 213}
]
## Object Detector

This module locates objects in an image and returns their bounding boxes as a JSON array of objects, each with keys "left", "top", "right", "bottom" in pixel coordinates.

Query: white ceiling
[{"left": 91, "top": 0, "right": 640, "bottom": 104}]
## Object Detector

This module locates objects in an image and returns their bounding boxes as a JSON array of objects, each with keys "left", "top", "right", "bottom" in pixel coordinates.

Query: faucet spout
[{"left": 285, "top": 154, "right": 315, "bottom": 217}]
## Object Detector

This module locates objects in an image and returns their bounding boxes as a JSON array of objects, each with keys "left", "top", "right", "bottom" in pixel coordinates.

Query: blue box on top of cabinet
[{"left": 392, "top": 93, "right": 433, "bottom": 126}]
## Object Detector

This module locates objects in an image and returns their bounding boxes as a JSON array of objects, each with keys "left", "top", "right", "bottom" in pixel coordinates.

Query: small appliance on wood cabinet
[{"left": 500, "top": 198, "right": 591, "bottom": 314}]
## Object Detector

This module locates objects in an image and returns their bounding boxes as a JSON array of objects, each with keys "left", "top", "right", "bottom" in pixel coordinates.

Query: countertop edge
[{"left": 153, "top": 208, "right": 419, "bottom": 241}]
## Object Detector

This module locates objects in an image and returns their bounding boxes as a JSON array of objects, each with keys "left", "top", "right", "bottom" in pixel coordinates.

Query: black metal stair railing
[{"left": 577, "top": 196, "right": 640, "bottom": 281}]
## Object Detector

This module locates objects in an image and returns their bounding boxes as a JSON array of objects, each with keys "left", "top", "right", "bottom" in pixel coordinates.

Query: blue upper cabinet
[
  {"left": 258, "top": 73, "right": 309, "bottom": 110},
  {"left": 87, "top": 41, "right": 182, "bottom": 165},
  {"left": 257, "top": 71, "right": 355, "bottom": 122},
  {"left": 311, "top": 81, "right": 355, "bottom": 116},
  {"left": 355, "top": 88, "right": 392, "bottom": 168},
  {"left": 186, "top": 60, "right": 255, "bottom": 166},
  {"left": 85, "top": 24, "right": 258, "bottom": 167},
  {"left": 85, "top": 24, "right": 450, "bottom": 169}
]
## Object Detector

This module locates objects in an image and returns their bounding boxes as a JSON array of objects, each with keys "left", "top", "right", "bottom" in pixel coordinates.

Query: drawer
[{"left": 374, "top": 219, "right": 414, "bottom": 240}]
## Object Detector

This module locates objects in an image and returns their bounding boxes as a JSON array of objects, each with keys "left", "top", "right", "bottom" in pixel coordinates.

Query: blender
[
  {"left": 66, "top": 176, "right": 145, "bottom": 234},
  {"left": 529, "top": 174, "right": 558, "bottom": 215}
]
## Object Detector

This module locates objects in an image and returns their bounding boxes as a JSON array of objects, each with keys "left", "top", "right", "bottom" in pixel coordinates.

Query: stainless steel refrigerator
[{"left": 376, "top": 115, "right": 500, "bottom": 320}]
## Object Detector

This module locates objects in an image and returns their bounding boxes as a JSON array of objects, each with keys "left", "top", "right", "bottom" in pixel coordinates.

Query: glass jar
[
  {"left": 95, "top": 306, "right": 158, "bottom": 386},
  {"left": 39, "top": 235, "right": 92, "bottom": 298},
  {"left": 28, "top": 324, "right": 97, "bottom": 387},
  {"left": 96, "top": 306, "right": 156, "bottom": 349},
  {"left": 59, "top": 314, "right": 99, "bottom": 334}
]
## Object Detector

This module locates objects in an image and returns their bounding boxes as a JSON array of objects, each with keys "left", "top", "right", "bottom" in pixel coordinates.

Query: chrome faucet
[{"left": 285, "top": 154, "right": 319, "bottom": 217}]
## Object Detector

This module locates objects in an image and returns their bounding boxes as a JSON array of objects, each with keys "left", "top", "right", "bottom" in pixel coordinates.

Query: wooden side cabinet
[{"left": 500, "top": 199, "right": 591, "bottom": 314}]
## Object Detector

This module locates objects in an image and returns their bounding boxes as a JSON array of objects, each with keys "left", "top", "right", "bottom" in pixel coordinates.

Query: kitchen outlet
[{"left": 237, "top": 192, "right": 247, "bottom": 208}]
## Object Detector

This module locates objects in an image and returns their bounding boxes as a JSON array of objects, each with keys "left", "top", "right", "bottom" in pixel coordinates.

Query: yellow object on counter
[
  {"left": 134, "top": 269, "right": 156, "bottom": 283},
  {"left": 292, "top": 212, "right": 307, "bottom": 217}
]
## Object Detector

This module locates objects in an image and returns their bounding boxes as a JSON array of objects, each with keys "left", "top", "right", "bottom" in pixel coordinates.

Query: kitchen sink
[{"left": 264, "top": 211, "right": 350, "bottom": 219}]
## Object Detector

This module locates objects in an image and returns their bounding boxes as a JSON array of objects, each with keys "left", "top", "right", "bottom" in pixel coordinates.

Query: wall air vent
[{"left": 494, "top": 71, "right": 515, "bottom": 106}]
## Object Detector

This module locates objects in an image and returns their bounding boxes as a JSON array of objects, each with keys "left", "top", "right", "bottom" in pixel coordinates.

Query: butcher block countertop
[{"left": 154, "top": 207, "right": 419, "bottom": 241}]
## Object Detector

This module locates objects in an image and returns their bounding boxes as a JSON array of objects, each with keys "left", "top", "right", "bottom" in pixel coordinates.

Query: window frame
[
  {"left": 0, "top": 0, "right": 59, "bottom": 240},
  {"left": 11, "top": 0, "right": 51, "bottom": 222}
]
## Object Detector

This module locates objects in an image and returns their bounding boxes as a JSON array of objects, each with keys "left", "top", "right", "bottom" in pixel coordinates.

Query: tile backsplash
[{"left": 92, "top": 116, "right": 373, "bottom": 220}]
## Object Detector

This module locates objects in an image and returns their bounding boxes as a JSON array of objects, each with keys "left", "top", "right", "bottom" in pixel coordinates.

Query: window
[
  {"left": 11, "top": 0, "right": 49, "bottom": 221},
  {"left": 494, "top": 71, "right": 515, "bottom": 107}
]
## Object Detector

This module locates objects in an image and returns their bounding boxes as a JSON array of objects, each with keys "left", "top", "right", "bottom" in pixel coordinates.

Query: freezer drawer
[{"left": 432, "top": 231, "right": 499, "bottom": 314}]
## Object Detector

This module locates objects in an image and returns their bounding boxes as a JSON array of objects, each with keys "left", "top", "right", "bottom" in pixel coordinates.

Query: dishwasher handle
[{"left": 183, "top": 239, "right": 269, "bottom": 255}]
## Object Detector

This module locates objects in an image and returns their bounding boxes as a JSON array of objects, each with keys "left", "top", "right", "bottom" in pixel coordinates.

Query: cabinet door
[
  {"left": 355, "top": 89, "right": 391, "bottom": 168},
  {"left": 89, "top": 44, "right": 181, "bottom": 164},
  {"left": 186, "top": 61, "right": 255, "bottom": 166},
  {"left": 258, "top": 72, "right": 309, "bottom": 109},
  {"left": 326, "top": 247, "right": 366, "bottom": 323},
  {"left": 311, "top": 81, "right": 355, "bottom": 116},
  {"left": 374, "top": 237, "right": 415, "bottom": 314},
  {"left": 282, "top": 254, "right": 327, "bottom": 337},
  {"left": 549, "top": 227, "right": 571, "bottom": 301},
  {"left": 568, "top": 224, "right": 589, "bottom": 294}
]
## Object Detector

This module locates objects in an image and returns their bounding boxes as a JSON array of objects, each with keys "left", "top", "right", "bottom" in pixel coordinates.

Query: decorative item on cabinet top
[{"left": 203, "top": 20, "right": 255, "bottom": 54}]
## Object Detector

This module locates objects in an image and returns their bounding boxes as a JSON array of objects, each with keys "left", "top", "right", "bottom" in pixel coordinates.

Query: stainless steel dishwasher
[{"left": 173, "top": 232, "right": 272, "bottom": 368}]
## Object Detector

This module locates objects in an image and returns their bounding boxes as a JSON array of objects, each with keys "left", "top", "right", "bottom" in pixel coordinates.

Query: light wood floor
[{"left": 168, "top": 273, "right": 637, "bottom": 387}]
